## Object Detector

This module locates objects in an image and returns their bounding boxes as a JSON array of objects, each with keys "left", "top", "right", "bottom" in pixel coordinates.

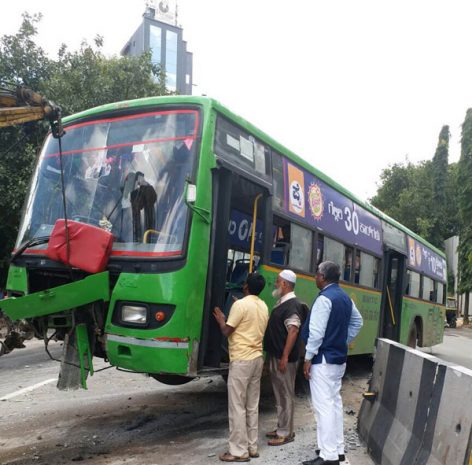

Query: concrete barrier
[{"left": 358, "top": 338, "right": 472, "bottom": 465}]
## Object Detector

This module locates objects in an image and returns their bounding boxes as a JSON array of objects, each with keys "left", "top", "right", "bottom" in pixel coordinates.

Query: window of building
[
  {"left": 272, "top": 151, "right": 284, "bottom": 211},
  {"left": 422, "top": 276, "right": 434, "bottom": 301},
  {"left": 289, "top": 223, "right": 313, "bottom": 272},
  {"left": 165, "top": 30, "right": 178, "bottom": 91},
  {"left": 408, "top": 270, "right": 420, "bottom": 298},
  {"left": 149, "top": 25, "right": 162, "bottom": 64}
]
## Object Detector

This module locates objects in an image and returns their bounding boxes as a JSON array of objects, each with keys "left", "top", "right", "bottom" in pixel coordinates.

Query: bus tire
[
  {"left": 150, "top": 374, "right": 194, "bottom": 385},
  {"left": 407, "top": 323, "right": 418, "bottom": 348}
]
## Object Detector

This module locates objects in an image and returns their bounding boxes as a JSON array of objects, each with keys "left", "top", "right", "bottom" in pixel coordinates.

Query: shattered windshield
[{"left": 17, "top": 109, "right": 199, "bottom": 257}]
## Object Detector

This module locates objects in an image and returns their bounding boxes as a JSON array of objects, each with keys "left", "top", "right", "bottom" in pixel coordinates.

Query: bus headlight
[{"left": 121, "top": 305, "right": 148, "bottom": 325}]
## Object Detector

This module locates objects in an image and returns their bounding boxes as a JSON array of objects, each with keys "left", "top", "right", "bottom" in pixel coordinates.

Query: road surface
[
  {"left": 421, "top": 325, "right": 472, "bottom": 369},
  {"left": 0, "top": 340, "right": 374, "bottom": 465}
]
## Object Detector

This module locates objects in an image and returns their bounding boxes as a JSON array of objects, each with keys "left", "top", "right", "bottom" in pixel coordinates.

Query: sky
[{"left": 3, "top": 0, "right": 472, "bottom": 201}]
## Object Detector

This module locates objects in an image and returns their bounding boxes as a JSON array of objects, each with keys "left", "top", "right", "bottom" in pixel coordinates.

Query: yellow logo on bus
[{"left": 308, "top": 183, "right": 323, "bottom": 220}]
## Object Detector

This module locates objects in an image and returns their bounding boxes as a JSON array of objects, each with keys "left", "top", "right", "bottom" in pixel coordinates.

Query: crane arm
[{"left": 0, "top": 85, "right": 63, "bottom": 136}]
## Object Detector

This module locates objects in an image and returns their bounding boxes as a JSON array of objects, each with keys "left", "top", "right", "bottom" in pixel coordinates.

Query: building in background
[{"left": 121, "top": 0, "right": 193, "bottom": 95}]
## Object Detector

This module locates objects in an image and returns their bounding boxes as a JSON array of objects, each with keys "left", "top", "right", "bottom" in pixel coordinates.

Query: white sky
[{"left": 3, "top": 0, "right": 472, "bottom": 200}]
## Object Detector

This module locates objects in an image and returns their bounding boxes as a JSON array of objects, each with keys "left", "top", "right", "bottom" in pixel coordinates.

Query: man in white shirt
[{"left": 302, "top": 261, "right": 363, "bottom": 465}]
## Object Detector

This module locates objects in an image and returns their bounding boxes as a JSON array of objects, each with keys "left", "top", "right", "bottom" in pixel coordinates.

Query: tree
[
  {"left": 457, "top": 109, "right": 472, "bottom": 323},
  {"left": 430, "top": 126, "right": 450, "bottom": 246},
  {"left": 371, "top": 125, "right": 460, "bottom": 250},
  {"left": 48, "top": 37, "right": 167, "bottom": 116},
  {"left": 370, "top": 159, "right": 435, "bottom": 242},
  {"left": 0, "top": 13, "right": 167, "bottom": 285}
]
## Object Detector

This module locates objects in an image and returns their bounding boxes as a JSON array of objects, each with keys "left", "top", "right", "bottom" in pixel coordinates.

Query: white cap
[{"left": 279, "top": 269, "right": 296, "bottom": 284}]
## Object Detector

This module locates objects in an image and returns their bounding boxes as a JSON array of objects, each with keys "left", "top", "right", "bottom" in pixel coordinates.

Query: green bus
[{"left": 1, "top": 96, "right": 446, "bottom": 388}]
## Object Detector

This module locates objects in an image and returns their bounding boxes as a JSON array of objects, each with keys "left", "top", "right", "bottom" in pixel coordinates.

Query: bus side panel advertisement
[
  {"left": 407, "top": 236, "right": 447, "bottom": 283},
  {"left": 284, "top": 160, "right": 383, "bottom": 256}
]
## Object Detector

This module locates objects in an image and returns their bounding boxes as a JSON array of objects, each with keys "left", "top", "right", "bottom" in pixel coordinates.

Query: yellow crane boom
[{"left": 0, "top": 85, "right": 62, "bottom": 135}]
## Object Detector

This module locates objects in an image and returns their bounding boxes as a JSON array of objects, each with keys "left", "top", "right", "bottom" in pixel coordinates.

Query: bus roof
[{"left": 62, "top": 95, "right": 445, "bottom": 258}]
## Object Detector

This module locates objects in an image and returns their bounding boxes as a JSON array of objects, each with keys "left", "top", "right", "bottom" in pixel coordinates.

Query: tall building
[{"left": 121, "top": 1, "right": 193, "bottom": 95}]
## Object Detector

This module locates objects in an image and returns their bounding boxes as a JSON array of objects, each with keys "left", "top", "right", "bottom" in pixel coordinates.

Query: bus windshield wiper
[{"left": 10, "top": 236, "right": 50, "bottom": 263}]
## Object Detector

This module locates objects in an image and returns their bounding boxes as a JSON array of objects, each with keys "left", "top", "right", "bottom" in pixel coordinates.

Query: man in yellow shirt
[{"left": 213, "top": 272, "right": 269, "bottom": 462}]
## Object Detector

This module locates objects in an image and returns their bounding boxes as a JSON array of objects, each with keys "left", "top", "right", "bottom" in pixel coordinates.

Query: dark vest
[
  {"left": 301, "top": 283, "right": 352, "bottom": 365},
  {"left": 264, "top": 297, "right": 303, "bottom": 362}
]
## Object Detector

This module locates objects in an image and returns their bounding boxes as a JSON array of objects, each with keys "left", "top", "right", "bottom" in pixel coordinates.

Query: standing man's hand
[
  {"left": 278, "top": 356, "right": 288, "bottom": 373},
  {"left": 213, "top": 306, "right": 225, "bottom": 327},
  {"left": 303, "top": 360, "right": 312, "bottom": 380}
]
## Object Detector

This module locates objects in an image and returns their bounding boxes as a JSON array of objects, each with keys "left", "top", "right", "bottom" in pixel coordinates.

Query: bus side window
[
  {"left": 271, "top": 218, "right": 290, "bottom": 265},
  {"left": 343, "top": 246, "right": 353, "bottom": 282},
  {"left": 354, "top": 250, "right": 361, "bottom": 284},
  {"left": 422, "top": 276, "right": 434, "bottom": 301},
  {"left": 405, "top": 270, "right": 410, "bottom": 295},
  {"left": 316, "top": 234, "right": 324, "bottom": 268},
  {"left": 408, "top": 271, "right": 420, "bottom": 298},
  {"left": 358, "top": 251, "right": 379, "bottom": 289},
  {"left": 436, "top": 282, "right": 444, "bottom": 304},
  {"left": 289, "top": 223, "right": 312, "bottom": 272}
]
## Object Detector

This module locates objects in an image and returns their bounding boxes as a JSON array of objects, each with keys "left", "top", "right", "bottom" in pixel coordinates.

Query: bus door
[
  {"left": 379, "top": 250, "right": 406, "bottom": 342},
  {"left": 200, "top": 168, "right": 270, "bottom": 368}
]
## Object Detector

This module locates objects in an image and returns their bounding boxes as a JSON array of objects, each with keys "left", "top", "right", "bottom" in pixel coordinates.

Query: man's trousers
[
  {"left": 269, "top": 355, "right": 297, "bottom": 437},
  {"left": 309, "top": 359, "right": 346, "bottom": 461},
  {"left": 228, "top": 356, "right": 264, "bottom": 457}
]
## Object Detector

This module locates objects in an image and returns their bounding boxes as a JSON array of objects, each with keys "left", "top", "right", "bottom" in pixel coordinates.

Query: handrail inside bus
[
  {"left": 249, "top": 194, "right": 262, "bottom": 274},
  {"left": 386, "top": 287, "right": 396, "bottom": 326}
]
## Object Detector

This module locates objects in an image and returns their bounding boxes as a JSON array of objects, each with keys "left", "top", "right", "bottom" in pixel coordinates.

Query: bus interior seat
[
  {"left": 270, "top": 249, "right": 285, "bottom": 265},
  {"left": 229, "top": 259, "right": 253, "bottom": 285},
  {"left": 271, "top": 242, "right": 289, "bottom": 265}
]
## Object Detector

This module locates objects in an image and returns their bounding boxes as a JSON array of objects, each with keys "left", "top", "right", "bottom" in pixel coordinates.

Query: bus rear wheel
[
  {"left": 150, "top": 374, "right": 194, "bottom": 385},
  {"left": 407, "top": 324, "right": 418, "bottom": 348}
]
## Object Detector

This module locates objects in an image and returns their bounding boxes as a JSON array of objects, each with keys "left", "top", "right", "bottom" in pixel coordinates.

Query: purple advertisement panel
[
  {"left": 283, "top": 160, "right": 383, "bottom": 255},
  {"left": 407, "top": 236, "right": 447, "bottom": 283}
]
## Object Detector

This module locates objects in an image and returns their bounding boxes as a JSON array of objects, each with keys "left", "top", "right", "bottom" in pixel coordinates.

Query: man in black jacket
[{"left": 264, "top": 269, "right": 304, "bottom": 446}]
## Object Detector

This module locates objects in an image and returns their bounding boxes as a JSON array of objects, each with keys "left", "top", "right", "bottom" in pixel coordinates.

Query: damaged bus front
[{"left": 1, "top": 97, "right": 214, "bottom": 389}]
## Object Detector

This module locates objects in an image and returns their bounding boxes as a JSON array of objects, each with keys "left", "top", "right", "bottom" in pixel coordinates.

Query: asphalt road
[
  {"left": 0, "top": 340, "right": 374, "bottom": 465},
  {"left": 421, "top": 326, "right": 472, "bottom": 369},
  {"left": 2, "top": 328, "right": 471, "bottom": 465}
]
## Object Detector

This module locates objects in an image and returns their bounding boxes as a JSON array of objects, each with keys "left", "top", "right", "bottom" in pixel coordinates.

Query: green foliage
[
  {"left": 370, "top": 159, "right": 436, "bottom": 242},
  {"left": 371, "top": 125, "right": 459, "bottom": 250},
  {"left": 430, "top": 126, "right": 450, "bottom": 246},
  {"left": 0, "top": 13, "right": 168, "bottom": 285},
  {"left": 457, "top": 109, "right": 472, "bottom": 293},
  {"left": 48, "top": 37, "right": 167, "bottom": 116}
]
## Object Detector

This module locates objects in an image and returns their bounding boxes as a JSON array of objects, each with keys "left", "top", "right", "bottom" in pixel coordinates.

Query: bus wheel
[
  {"left": 150, "top": 374, "right": 194, "bottom": 385},
  {"left": 407, "top": 324, "right": 418, "bottom": 348}
]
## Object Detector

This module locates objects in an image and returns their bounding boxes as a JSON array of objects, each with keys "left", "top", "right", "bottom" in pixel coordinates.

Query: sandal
[
  {"left": 249, "top": 451, "right": 259, "bottom": 458},
  {"left": 219, "top": 452, "right": 250, "bottom": 462},
  {"left": 265, "top": 430, "right": 278, "bottom": 438},
  {"left": 267, "top": 434, "right": 295, "bottom": 446}
]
